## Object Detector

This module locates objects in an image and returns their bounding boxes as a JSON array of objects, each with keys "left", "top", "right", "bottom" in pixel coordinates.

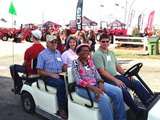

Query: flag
[
  {"left": 9, "top": 1, "right": 17, "bottom": 16},
  {"left": 138, "top": 14, "right": 142, "bottom": 30},
  {"left": 100, "top": 4, "right": 104, "bottom": 7},
  {"left": 128, "top": 10, "right": 135, "bottom": 28},
  {"left": 147, "top": 11, "right": 155, "bottom": 31},
  {"left": 14, "top": 20, "right": 16, "bottom": 25},
  {"left": 138, "top": 14, "right": 145, "bottom": 31},
  {"left": 115, "top": 3, "right": 119, "bottom": 6},
  {"left": 76, "top": 0, "right": 83, "bottom": 31},
  {"left": 0, "top": 18, "right": 7, "bottom": 22}
]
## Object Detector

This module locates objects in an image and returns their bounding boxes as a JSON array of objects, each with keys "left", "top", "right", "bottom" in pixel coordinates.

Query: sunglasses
[
  {"left": 50, "top": 40, "right": 57, "bottom": 44},
  {"left": 101, "top": 40, "right": 110, "bottom": 43}
]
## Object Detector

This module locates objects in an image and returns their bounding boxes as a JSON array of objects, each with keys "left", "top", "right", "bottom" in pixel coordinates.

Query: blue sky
[{"left": 0, "top": 0, "right": 160, "bottom": 28}]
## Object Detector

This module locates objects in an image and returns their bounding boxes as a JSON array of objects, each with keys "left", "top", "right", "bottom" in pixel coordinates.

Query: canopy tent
[
  {"left": 68, "top": 16, "right": 97, "bottom": 28},
  {"left": 82, "top": 16, "right": 97, "bottom": 26},
  {"left": 108, "top": 19, "right": 126, "bottom": 29},
  {"left": 42, "top": 21, "right": 62, "bottom": 29}
]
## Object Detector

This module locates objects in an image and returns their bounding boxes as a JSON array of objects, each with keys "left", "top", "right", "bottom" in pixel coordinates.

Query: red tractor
[
  {"left": 0, "top": 27, "right": 20, "bottom": 41},
  {"left": 41, "top": 21, "right": 61, "bottom": 41},
  {"left": 13, "top": 23, "right": 38, "bottom": 42}
]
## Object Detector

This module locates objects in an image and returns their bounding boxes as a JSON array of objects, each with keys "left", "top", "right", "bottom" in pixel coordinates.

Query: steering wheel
[{"left": 123, "top": 63, "right": 143, "bottom": 78}]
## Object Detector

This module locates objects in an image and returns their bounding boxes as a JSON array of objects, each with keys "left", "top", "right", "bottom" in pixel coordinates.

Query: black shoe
[
  {"left": 135, "top": 108, "right": 146, "bottom": 120},
  {"left": 11, "top": 88, "right": 20, "bottom": 94},
  {"left": 58, "top": 109, "right": 68, "bottom": 119}
]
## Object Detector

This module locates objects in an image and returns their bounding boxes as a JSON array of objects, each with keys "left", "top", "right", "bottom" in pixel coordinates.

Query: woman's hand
[
  {"left": 93, "top": 87, "right": 103, "bottom": 100},
  {"left": 98, "top": 82, "right": 105, "bottom": 92}
]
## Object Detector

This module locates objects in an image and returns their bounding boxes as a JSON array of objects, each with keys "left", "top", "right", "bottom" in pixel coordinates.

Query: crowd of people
[{"left": 9, "top": 28, "right": 151, "bottom": 120}]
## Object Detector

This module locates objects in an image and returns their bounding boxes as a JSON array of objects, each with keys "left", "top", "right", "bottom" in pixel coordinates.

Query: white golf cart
[{"left": 11, "top": 63, "right": 160, "bottom": 120}]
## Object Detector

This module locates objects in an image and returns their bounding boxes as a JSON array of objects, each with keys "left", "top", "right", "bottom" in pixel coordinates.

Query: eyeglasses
[
  {"left": 101, "top": 40, "right": 110, "bottom": 43},
  {"left": 50, "top": 40, "right": 57, "bottom": 44}
]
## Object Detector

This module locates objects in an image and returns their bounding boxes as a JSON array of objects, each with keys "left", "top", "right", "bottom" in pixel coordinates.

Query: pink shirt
[{"left": 61, "top": 48, "right": 78, "bottom": 67}]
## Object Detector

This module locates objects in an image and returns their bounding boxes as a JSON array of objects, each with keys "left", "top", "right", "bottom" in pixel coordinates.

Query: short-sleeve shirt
[
  {"left": 93, "top": 48, "right": 118, "bottom": 76},
  {"left": 72, "top": 59, "right": 101, "bottom": 87},
  {"left": 24, "top": 44, "right": 45, "bottom": 76},
  {"left": 61, "top": 48, "right": 78, "bottom": 67},
  {"left": 36, "top": 48, "right": 63, "bottom": 74}
]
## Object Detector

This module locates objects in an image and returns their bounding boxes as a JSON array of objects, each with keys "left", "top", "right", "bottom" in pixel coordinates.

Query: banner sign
[
  {"left": 76, "top": 0, "right": 83, "bottom": 31},
  {"left": 147, "top": 11, "right": 155, "bottom": 31}
]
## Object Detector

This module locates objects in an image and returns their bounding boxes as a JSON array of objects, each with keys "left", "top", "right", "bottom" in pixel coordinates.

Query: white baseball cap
[
  {"left": 31, "top": 29, "right": 42, "bottom": 40},
  {"left": 46, "top": 35, "right": 57, "bottom": 42}
]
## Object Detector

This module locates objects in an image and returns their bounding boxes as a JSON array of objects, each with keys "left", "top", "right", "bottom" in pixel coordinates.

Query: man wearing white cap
[
  {"left": 36, "top": 35, "right": 68, "bottom": 119},
  {"left": 9, "top": 29, "right": 45, "bottom": 93}
]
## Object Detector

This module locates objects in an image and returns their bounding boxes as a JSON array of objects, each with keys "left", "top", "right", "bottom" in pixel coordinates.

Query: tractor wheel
[
  {"left": 21, "top": 92, "right": 35, "bottom": 113},
  {"left": 2, "top": 34, "right": 8, "bottom": 41},
  {"left": 25, "top": 36, "right": 32, "bottom": 42},
  {"left": 42, "top": 33, "right": 50, "bottom": 41}
]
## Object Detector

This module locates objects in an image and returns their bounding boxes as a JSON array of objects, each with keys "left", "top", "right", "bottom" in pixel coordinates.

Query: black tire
[
  {"left": 42, "top": 32, "right": 50, "bottom": 41},
  {"left": 25, "top": 36, "right": 32, "bottom": 42},
  {"left": 21, "top": 92, "right": 35, "bottom": 113},
  {"left": 2, "top": 34, "right": 8, "bottom": 41}
]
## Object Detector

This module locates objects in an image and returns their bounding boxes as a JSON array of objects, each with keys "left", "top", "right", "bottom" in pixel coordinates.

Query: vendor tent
[
  {"left": 69, "top": 16, "right": 97, "bottom": 28},
  {"left": 42, "top": 21, "right": 62, "bottom": 29},
  {"left": 108, "top": 19, "right": 126, "bottom": 28}
]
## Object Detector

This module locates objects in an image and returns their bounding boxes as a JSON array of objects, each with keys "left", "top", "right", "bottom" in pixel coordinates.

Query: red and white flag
[{"left": 147, "top": 11, "right": 155, "bottom": 31}]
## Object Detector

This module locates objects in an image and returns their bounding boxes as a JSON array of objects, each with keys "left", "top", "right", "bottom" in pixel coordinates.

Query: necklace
[{"left": 79, "top": 58, "right": 88, "bottom": 66}]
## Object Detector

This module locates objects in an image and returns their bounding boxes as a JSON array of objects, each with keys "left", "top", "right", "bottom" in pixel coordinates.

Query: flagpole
[
  {"left": 12, "top": 14, "right": 14, "bottom": 64},
  {"left": 9, "top": 0, "right": 17, "bottom": 64}
]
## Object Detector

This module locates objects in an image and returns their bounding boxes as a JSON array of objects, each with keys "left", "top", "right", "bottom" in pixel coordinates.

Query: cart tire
[{"left": 21, "top": 92, "right": 35, "bottom": 113}]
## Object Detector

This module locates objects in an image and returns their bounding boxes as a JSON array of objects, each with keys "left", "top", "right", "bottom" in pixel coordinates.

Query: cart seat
[
  {"left": 66, "top": 67, "right": 99, "bottom": 108},
  {"left": 36, "top": 79, "right": 57, "bottom": 94}
]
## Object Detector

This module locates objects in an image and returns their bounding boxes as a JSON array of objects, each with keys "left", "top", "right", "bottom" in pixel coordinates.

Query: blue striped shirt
[{"left": 37, "top": 48, "right": 64, "bottom": 74}]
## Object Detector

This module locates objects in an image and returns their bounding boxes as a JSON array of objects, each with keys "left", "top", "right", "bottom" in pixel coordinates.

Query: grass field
[{"left": 113, "top": 48, "right": 160, "bottom": 59}]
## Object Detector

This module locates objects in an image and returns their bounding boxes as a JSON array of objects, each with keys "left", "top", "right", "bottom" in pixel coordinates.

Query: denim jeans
[
  {"left": 76, "top": 83, "right": 127, "bottom": 120},
  {"left": 45, "top": 77, "right": 68, "bottom": 109},
  {"left": 102, "top": 75, "right": 151, "bottom": 113}
]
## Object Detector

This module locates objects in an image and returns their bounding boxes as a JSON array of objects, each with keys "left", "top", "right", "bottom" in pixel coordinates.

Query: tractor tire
[
  {"left": 21, "top": 92, "right": 35, "bottom": 113},
  {"left": 2, "top": 34, "right": 8, "bottom": 41},
  {"left": 42, "top": 33, "right": 50, "bottom": 41},
  {"left": 25, "top": 36, "right": 32, "bottom": 42}
]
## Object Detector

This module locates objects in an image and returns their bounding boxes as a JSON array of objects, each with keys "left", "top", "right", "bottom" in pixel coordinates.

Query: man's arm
[
  {"left": 37, "top": 69, "right": 60, "bottom": 79},
  {"left": 116, "top": 64, "right": 125, "bottom": 75},
  {"left": 98, "top": 67, "right": 119, "bottom": 83},
  {"left": 98, "top": 67, "right": 126, "bottom": 88}
]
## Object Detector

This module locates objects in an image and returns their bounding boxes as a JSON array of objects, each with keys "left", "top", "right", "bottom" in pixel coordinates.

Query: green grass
[{"left": 113, "top": 49, "right": 160, "bottom": 59}]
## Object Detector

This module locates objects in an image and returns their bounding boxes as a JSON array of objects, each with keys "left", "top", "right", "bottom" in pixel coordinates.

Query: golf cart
[{"left": 11, "top": 62, "right": 160, "bottom": 120}]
